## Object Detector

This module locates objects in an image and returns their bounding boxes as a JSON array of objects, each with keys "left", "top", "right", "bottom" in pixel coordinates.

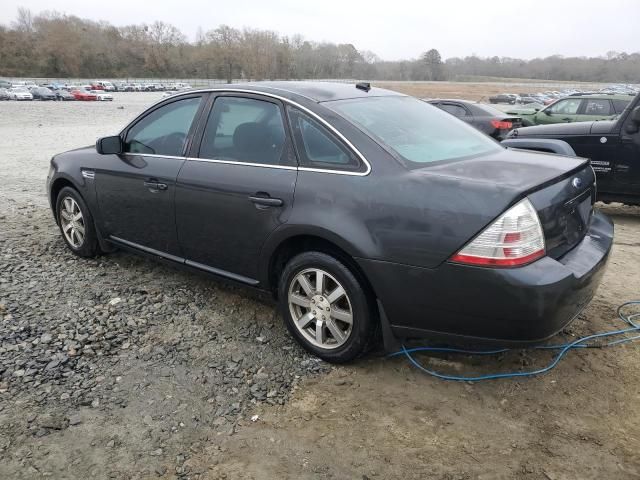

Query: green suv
[{"left": 507, "top": 94, "right": 632, "bottom": 126}]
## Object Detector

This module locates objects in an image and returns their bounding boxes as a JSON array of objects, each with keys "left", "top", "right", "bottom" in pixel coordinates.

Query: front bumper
[{"left": 358, "top": 210, "right": 614, "bottom": 345}]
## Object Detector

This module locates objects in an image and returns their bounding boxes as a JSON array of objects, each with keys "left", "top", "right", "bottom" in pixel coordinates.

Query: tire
[
  {"left": 55, "top": 186, "right": 99, "bottom": 257},
  {"left": 278, "top": 251, "right": 377, "bottom": 363}
]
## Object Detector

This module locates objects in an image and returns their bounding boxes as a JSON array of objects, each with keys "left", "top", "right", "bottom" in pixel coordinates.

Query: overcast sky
[{"left": 2, "top": 0, "right": 639, "bottom": 60}]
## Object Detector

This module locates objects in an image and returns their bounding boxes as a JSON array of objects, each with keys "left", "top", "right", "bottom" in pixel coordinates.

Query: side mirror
[
  {"left": 624, "top": 106, "right": 640, "bottom": 135},
  {"left": 543, "top": 109, "right": 551, "bottom": 116},
  {"left": 96, "top": 135, "right": 123, "bottom": 155}
]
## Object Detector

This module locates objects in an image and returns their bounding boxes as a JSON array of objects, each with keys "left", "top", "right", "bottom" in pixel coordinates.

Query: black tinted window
[
  {"left": 287, "top": 107, "right": 359, "bottom": 170},
  {"left": 200, "top": 97, "right": 287, "bottom": 165},
  {"left": 613, "top": 99, "right": 631, "bottom": 114},
  {"left": 439, "top": 103, "right": 468, "bottom": 117},
  {"left": 125, "top": 97, "right": 201, "bottom": 156}
]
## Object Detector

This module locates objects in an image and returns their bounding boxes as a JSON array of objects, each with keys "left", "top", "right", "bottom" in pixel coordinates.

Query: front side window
[
  {"left": 125, "top": 96, "right": 202, "bottom": 156},
  {"left": 583, "top": 99, "right": 612, "bottom": 115},
  {"left": 547, "top": 98, "right": 581, "bottom": 115},
  {"left": 199, "top": 96, "right": 287, "bottom": 165},
  {"left": 287, "top": 107, "right": 360, "bottom": 170},
  {"left": 327, "top": 96, "right": 501, "bottom": 166}
]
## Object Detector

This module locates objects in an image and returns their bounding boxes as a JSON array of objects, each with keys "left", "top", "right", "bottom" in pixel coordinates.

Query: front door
[
  {"left": 175, "top": 94, "right": 298, "bottom": 282},
  {"left": 614, "top": 112, "right": 640, "bottom": 191},
  {"left": 95, "top": 95, "right": 205, "bottom": 255},
  {"left": 536, "top": 98, "right": 583, "bottom": 124}
]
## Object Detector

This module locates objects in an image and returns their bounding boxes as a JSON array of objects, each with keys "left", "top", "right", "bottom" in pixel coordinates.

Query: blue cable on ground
[{"left": 388, "top": 301, "right": 640, "bottom": 382}]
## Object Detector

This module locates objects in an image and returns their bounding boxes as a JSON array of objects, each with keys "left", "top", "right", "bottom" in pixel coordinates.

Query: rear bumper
[{"left": 358, "top": 210, "right": 614, "bottom": 345}]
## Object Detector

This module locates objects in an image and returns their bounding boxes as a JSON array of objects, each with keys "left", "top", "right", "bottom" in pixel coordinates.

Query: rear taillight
[
  {"left": 491, "top": 119, "right": 513, "bottom": 130},
  {"left": 450, "top": 198, "right": 545, "bottom": 267}
]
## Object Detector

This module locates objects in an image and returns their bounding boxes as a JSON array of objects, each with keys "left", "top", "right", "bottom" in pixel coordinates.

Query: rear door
[
  {"left": 95, "top": 94, "right": 205, "bottom": 256},
  {"left": 175, "top": 93, "right": 298, "bottom": 283},
  {"left": 579, "top": 98, "right": 614, "bottom": 122}
]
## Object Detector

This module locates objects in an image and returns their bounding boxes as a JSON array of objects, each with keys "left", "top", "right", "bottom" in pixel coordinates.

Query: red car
[{"left": 71, "top": 90, "right": 97, "bottom": 101}]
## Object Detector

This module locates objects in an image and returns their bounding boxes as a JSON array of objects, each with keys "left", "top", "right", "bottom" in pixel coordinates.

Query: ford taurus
[{"left": 47, "top": 82, "right": 614, "bottom": 362}]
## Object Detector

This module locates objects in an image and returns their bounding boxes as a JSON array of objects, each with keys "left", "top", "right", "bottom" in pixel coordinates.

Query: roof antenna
[{"left": 355, "top": 82, "right": 371, "bottom": 92}]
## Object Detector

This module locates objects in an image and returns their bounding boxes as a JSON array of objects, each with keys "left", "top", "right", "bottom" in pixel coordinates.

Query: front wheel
[
  {"left": 279, "top": 251, "right": 377, "bottom": 363},
  {"left": 56, "top": 187, "right": 99, "bottom": 257}
]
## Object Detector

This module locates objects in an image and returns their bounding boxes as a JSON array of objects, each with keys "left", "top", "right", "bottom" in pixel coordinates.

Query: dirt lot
[
  {"left": 1, "top": 90, "right": 639, "bottom": 480},
  {"left": 373, "top": 81, "right": 600, "bottom": 102}
]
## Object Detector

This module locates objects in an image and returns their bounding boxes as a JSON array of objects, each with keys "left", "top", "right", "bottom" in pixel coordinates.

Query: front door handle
[
  {"left": 249, "top": 194, "right": 284, "bottom": 207},
  {"left": 144, "top": 181, "right": 168, "bottom": 192},
  {"left": 562, "top": 118, "right": 572, "bottom": 122}
]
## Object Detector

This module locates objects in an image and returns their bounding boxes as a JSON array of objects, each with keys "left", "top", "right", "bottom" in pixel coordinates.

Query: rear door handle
[
  {"left": 144, "top": 181, "right": 168, "bottom": 191},
  {"left": 249, "top": 194, "right": 283, "bottom": 207}
]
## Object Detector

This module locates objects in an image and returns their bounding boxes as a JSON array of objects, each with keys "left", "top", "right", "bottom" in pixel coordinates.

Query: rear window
[{"left": 327, "top": 96, "right": 501, "bottom": 166}]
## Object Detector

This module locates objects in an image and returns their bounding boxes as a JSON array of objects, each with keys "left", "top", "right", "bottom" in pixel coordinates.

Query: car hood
[{"left": 511, "top": 120, "right": 616, "bottom": 137}]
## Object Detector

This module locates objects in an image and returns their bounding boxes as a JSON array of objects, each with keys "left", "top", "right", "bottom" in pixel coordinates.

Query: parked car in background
[
  {"left": 56, "top": 89, "right": 76, "bottom": 101},
  {"left": 506, "top": 94, "right": 632, "bottom": 126},
  {"left": 504, "top": 91, "right": 640, "bottom": 205},
  {"left": 71, "top": 89, "right": 97, "bottom": 101},
  {"left": 93, "top": 81, "right": 115, "bottom": 91},
  {"left": 0, "top": 79, "right": 11, "bottom": 89},
  {"left": 518, "top": 96, "right": 544, "bottom": 106},
  {"left": 8, "top": 87, "right": 33, "bottom": 100},
  {"left": 90, "top": 89, "right": 113, "bottom": 101},
  {"left": 424, "top": 99, "right": 522, "bottom": 140},
  {"left": 0, "top": 88, "right": 10, "bottom": 100},
  {"left": 488, "top": 93, "right": 518, "bottom": 104},
  {"left": 46, "top": 81, "right": 613, "bottom": 362},
  {"left": 31, "top": 87, "right": 57, "bottom": 101}
]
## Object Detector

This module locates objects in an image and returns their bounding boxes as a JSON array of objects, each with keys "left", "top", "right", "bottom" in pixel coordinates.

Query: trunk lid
[
  {"left": 416, "top": 148, "right": 594, "bottom": 260},
  {"left": 527, "top": 164, "right": 595, "bottom": 259}
]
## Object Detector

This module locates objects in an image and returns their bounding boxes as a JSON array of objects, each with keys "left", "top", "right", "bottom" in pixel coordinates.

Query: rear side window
[
  {"left": 439, "top": 103, "right": 468, "bottom": 118},
  {"left": 125, "top": 97, "right": 201, "bottom": 156},
  {"left": 199, "top": 96, "right": 287, "bottom": 165},
  {"left": 583, "top": 99, "right": 612, "bottom": 115},
  {"left": 287, "top": 107, "right": 360, "bottom": 170}
]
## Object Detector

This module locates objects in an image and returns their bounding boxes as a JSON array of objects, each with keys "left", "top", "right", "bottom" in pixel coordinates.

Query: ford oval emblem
[{"left": 572, "top": 177, "right": 583, "bottom": 189}]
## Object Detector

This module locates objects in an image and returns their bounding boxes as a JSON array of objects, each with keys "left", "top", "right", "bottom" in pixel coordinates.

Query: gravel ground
[{"left": 1, "top": 92, "right": 639, "bottom": 479}]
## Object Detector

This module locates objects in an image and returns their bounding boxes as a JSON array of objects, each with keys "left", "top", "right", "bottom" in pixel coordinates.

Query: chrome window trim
[
  {"left": 136, "top": 88, "right": 372, "bottom": 176},
  {"left": 186, "top": 157, "right": 298, "bottom": 171},
  {"left": 123, "top": 153, "right": 185, "bottom": 160}
]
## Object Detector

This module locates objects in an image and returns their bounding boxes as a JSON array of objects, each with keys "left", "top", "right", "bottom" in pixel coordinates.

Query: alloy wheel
[
  {"left": 60, "top": 196, "right": 85, "bottom": 248},
  {"left": 288, "top": 268, "right": 353, "bottom": 350}
]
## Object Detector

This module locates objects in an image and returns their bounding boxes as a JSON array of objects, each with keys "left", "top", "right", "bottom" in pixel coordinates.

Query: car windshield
[{"left": 328, "top": 96, "right": 501, "bottom": 166}]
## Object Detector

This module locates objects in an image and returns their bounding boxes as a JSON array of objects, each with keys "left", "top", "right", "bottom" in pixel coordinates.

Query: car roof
[
  {"left": 183, "top": 81, "right": 405, "bottom": 104},
  {"left": 569, "top": 94, "right": 634, "bottom": 100}
]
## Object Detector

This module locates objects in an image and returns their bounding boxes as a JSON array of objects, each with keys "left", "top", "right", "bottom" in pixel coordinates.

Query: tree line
[{"left": 1, "top": 8, "right": 638, "bottom": 83}]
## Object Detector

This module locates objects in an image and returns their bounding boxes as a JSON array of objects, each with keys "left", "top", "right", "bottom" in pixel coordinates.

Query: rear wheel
[
  {"left": 279, "top": 251, "right": 376, "bottom": 363},
  {"left": 56, "top": 187, "right": 99, "bottom": 257}
]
